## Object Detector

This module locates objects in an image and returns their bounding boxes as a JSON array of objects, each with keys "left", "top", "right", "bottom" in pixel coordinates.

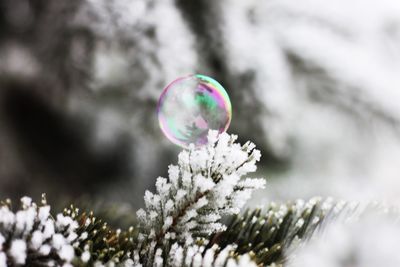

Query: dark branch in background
[
  {"left": 0, "top": 79, "right": 132, "bottom": 203},
  {"left": 287, "top": 51, "right": 400, "bottom": 135},
  {"left": 0, "top": 0, "right": 94, "bottom": 92},
  {"left": 175, "top": 0, "right": 289, "bottom": 168}
]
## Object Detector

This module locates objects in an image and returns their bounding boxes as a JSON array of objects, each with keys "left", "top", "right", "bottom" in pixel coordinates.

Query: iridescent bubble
[{"left": 157, "top": 74, "right": 232, "bottom": 148}]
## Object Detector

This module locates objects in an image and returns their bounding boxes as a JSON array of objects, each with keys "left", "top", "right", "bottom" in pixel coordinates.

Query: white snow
[
  {"left": 0, "top": 252, "right": 6, "bottom": 267},
  {"left": 10, "top": 239, "right": 27, "bottom": 265},
  {"left": 59, "top": 245, "right": 75, "bottom": 262},
  {"left": 81, "top": 251, "right": 91, "bottom": 262},
  {"left": 137, "top": 131, "right": 265, "bottom": 244}
]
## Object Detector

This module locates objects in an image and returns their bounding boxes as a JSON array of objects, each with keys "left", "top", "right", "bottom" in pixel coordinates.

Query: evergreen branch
[
  {"left": 0, "top": 195, "right": 79, "bottom": 266},
  {"left": 0, "top": 197, "right": 138, "bottom": 267},
  {"left": 63, "top": 205, "right": 138, "bottom": 266},
  {"left": 208, "top": 198, "right": 346, "bottom": 266},
  {"left": 0, "top": 131, "right": 358, "bottom": 267},
  {"left": 135, "top": 131, "right": 266, "bottom": 266},
  {"left": 162, "top": 243, "right": 258, "bottom": 267}
]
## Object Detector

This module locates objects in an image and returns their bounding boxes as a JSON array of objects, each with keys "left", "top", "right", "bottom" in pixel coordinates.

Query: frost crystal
[{"left": 10, "top": 240, "right": 26, "bottom": 265}]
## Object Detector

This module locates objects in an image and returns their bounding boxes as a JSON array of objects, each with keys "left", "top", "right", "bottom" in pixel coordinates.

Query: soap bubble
[{"left": 157, "top": 74, "right": 232, "bottom": 148}]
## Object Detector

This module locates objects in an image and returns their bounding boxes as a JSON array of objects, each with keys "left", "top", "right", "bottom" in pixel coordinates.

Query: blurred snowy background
[{"left": 1, "top": 0, "right": 400, "bottom": 216}]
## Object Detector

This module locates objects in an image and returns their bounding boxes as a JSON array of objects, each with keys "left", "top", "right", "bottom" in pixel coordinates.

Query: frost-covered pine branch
[
  {"left": 0, "top": 131, "right": 361, "bottom": 267},
  {"left": 62, "top": 204, "right": 137, "bottom": 266},
  {"left": 159, "top": 243, "right": 257, "bottom": 267},
  {"left": 208, "top": 198, "right": 347, "bottom": 266},
  {"left": 0, "top": 195, "right": 78, "bottom": 267},
  {"left": 135, "top": 131, "right": 266, "bottom": 266}
]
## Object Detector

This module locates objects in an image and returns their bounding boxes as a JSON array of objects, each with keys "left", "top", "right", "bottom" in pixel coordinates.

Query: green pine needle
[{"left": 207, "top": 198, "right": 345, "bottom": 266}]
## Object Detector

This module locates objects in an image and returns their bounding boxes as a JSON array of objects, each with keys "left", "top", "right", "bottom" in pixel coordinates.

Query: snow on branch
[
  {"left": 209, "top": 197, "right": 347, "bottom": 266},
  {"left": 0, "top": 196, "right": 78, "bottom": 267},
  {"left": 0, "top": 129, "right": 361, "bottom": 267},
  {"left": 156, "top": 243, "right": 257, "bottom": 267},
  {"left": 135, "top": 131, "right": 266, "bottom": 262}
]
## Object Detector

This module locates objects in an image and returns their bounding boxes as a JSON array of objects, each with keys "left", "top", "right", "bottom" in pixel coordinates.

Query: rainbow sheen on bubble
[{"left": 157, "top": 74, "right": 232, "bottom": 148}]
